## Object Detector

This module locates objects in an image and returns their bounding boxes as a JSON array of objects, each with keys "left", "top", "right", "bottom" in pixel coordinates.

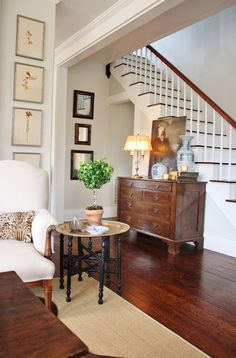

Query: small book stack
[{"left": 177, "top": 172, "right": 199, "bottom": 183}]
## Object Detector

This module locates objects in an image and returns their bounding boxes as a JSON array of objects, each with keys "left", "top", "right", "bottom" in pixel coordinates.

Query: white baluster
[
  {"left": 144, "top": 47, "right": 148, "bottom": 92},
  {"left": 149, "top": 50, "right": 152, "bottom": 93},
  {"left": 170, "top": 71, "right": 174, "bottom": 116},
  {"left": 139, "top": 48, "right": 142, "bottom": 83},
  {"left": 204, "top": 102, "right": 207, "bottom": 162},
  {"left": 183, "top": 83, "right": 186, "bottom": 117},
  {"left": 211, "top": 110, "right": 216, "bottom": 162},
  {"left": 135, "top": 50, "right": 138, "bottom": 82},
  {"left": 165, "top": 65, "right": 168, "bottom": 116},
  {"left": 159, "top": 61, "right": 163, "bottom": 105},
  {"left": 196, "top": 95, "right": 200, "bottom": 144},
  {"left": 154, "top": 56, "right": 158, "bottom": 104},
  {"left": 228, "top": 124, "right": 232, "bottom": 181},
  {"left": 177, "top": 76, "right": 180, "bottom": 117},
  {"left": 189, "top": 89, "right": 193, "bottom": 135},
  {"left": 128, "top": 52, "right": 132, "bottom": 73},
  {"left": 219, "top": 116, "right": 224, "bottom": 180}
]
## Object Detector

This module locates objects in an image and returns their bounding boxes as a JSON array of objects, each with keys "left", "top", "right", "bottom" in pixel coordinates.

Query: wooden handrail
[{"left": 147, "top": 44, "right": 236, "bottom": 129}]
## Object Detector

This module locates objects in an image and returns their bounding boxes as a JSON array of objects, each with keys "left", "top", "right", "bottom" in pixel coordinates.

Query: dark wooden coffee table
[{"left": 0, "top": 271, "right": 119, "bottom": 358}]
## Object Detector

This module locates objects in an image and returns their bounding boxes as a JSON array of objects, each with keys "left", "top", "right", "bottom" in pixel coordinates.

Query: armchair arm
[{"left": 31, "top": 209, "right": 58, "bottom": 256}]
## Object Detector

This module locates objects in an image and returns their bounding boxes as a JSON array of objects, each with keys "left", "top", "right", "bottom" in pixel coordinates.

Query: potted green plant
[{"left": 78, "top": 158, "right": 114, "bottom": 225}]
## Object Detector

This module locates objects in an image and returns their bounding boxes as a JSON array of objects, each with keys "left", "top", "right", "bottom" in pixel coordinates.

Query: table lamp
[{"left": 124, "top": 134, "right": 152, "bottom": 178}]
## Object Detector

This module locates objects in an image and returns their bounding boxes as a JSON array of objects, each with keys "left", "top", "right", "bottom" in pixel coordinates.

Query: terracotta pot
[{"left": 85, "top": 208, "right": 103, "bottom": 225}]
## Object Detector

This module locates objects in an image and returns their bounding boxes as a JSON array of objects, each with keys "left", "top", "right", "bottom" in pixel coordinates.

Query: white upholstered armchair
[{"left": 0, "top": 160, "right": 57, "bottom": 309}]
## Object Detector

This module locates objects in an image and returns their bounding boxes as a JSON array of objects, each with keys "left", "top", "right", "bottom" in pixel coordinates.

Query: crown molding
[
  {"left": 54, "top": 0, "right": 183, "bottom": 67},
  {"left": 48, "top": 0, "right": 62, "bottom": 4}
]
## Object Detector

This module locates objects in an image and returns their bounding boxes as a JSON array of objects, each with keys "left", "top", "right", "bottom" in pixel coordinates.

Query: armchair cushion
[
  {"left": 0, "top": 240, "right": 55, "bottom": 282},
  {"left": 0, "top": 211, "right": 36, "bottom": 242},
  {"left": 32, "top": 209, "right": 57, "bottom": 255}
]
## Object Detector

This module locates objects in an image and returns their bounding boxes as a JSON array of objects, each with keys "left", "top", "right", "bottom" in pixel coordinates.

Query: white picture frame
[
  {"left": 16, "top": 15, "right": 45, "bottom": 61},
  {"left": 14, "top": 62, "right": 44, "bottom": 103},
  {"left": 13, "top": 152, "right": 41, "bottom": 168},
  {"left": 12, "top": 107, "right": 42, "bottom": 147}
]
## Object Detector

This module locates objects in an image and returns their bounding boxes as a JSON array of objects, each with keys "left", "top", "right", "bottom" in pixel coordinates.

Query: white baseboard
[{"left": 204, "top": 234, "right": 236, "bottom": 258}]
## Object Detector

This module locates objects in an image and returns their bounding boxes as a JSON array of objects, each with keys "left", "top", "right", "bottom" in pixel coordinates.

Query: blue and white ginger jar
[{"left": 151, "top": 162, "right": 168, "bottom": 179}]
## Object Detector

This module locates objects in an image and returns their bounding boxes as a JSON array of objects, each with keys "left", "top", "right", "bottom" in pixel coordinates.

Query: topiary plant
[{"left": 78, "top": 158, "right": 114, "bottom": 210}]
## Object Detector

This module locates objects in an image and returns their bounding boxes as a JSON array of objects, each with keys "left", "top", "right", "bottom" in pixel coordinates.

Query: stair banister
[
  {"left": 114, "top": 44, "right": 236, "bottom": 182},
  {"left": 147, "top": 44, "right": 236, "bottom": 129}
]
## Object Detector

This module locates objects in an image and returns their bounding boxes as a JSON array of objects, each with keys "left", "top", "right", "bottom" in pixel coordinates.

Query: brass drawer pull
[
  {"left": 128, "top": 192, "right": 133, "bottom": 198},
  {"left": 155, "top": 184, "right": 160, "bottom": 189},
  {"left": 154, "top": 208, "right": 159, "bottom": 214},
  {"left": 127, "top": 202, "right": 132, "bottom": 208},
  {"left": 154, "top": 195, "right": 159, "bottom": 202},
  {"left": 129, "top": 182, "right": 134, "bottom": 187},
  {"left": 153, "top": 223, "right": 159, "bottom": 229}
]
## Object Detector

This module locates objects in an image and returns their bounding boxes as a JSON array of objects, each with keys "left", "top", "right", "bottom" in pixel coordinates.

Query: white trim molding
[{"left": 54, "top": 0, "right": 183, "bottom": 67}]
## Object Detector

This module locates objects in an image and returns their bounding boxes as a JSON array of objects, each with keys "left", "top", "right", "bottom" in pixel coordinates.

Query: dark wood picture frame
[
  {"left": 73, "top": 90, "right": 94, "bottom": 119},
  {"left": 70, "top": 150, "right": 94, "bottom": 180},
  {"left": 74, "top": 123, "right": 91, "bottom": 145}
]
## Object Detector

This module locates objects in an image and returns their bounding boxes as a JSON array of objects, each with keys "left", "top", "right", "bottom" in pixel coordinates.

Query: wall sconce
[{"left": 124, "top": 134, "right": 152, "bottom": 178}]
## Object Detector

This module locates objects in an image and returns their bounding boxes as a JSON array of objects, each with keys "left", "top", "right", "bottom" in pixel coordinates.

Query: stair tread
[
  {"left": 116, "top": 63, "right": 160, "bottom": 74},
  {"left": 195, "top": 161, "right": 236, "bottom": 165},
  {"left": 122, "top": 71, "right": 172, "bottom": 83},
  {"left": 129, "top": 81, "right": 179, "bottom": 92},
  {"left": 148, "top": 103, "right": 202, "bottom": 112},
  {"left": 210, "top": 180, "right": 236, "bottom": 183},
  {"left": 186, "top": 129, "right": 227, "bottom": 137},
  {"left": 192, "top": 145, "right": 236, "bottom": 150},
  {"left": 138, "top": 91, "right": 191, "bottom": 102}
]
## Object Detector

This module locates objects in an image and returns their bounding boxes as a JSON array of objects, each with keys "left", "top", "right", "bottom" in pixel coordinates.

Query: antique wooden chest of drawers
[{"left": 117, "top": 177, "right": 206, "bottom": 254}]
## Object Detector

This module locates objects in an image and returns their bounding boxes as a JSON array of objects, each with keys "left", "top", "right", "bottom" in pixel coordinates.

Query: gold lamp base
[{"left": 132, "top": 174, "right": 143, "bottom": 178}]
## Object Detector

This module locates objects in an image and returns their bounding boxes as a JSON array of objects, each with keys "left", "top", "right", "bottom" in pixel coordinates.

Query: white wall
[
  {"left": 64, "top": 59, "right": 133, "bottom": 220},
  {"left": 0, "top": 0, "right": 56, "bottom": 174},
  {"left": 152, "top": 5, "right": 236, "bottom": 119}
]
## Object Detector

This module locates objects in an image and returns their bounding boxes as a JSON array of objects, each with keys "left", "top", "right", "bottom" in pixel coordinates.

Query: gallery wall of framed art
[
  {"left": 12, "top": 13, "right": 46, "bottom": 167},
  {"left": 71, "top": 88, "right": 95, "bottom": 179}
]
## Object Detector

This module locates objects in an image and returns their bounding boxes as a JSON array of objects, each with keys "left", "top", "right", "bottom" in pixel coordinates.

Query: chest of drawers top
[{"left": 118, "top": 176, "right": 172, "bottom": 192}]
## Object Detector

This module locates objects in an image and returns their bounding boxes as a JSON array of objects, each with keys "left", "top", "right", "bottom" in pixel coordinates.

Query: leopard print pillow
[{"left": 0, "top": 211, "right": 36, "bottom": 243}]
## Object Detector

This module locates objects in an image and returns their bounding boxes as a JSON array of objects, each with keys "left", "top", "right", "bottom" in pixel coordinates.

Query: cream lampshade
[{"left": 124, "top": 134, "right": 152, "bottom": 178}]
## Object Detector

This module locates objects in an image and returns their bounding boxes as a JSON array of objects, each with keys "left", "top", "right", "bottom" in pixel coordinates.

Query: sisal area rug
[{"left": 32, "top": 276, "right": 209, "bottom": 358}]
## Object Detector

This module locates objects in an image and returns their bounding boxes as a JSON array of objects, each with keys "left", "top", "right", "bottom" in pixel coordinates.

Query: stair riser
[
  {"left": 193, "top": 147, "right": 236, "bottom": 162},
  {"left": 158, "top": 105, "right": 234, "bottom": 135},
  {"left": 190, "top": 133, "right": 230, "bottom": 147},
  {"left": 185, "top": 121, "right": 228, "bottom": 136},
  {"left": 195, "top": 163, "right": 236, "bottom": 181}
]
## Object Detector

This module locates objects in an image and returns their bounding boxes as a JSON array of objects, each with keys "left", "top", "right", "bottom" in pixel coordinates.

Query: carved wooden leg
[
  {"left": 194, "top": 239, "right": 204, "bottom": 251},
  {"left": 167, "top": 242, "right": 181, "bottom": 255},
  {"left": 43, "top": 279, "right": 52, "bottom": 310}
]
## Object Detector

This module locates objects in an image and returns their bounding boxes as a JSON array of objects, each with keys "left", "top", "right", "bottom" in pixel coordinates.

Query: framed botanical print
[
  {"left": 14, "top": 62, "right": 44, "bottom": 103},
  {"left": 73, "top": 90, "right": 94, "bottom": 119},
  {"left": 13, "top": 152, "right": 41, "bottom": 168},
  {"left": 16, "top": 15, "right": 45, "bottom": 60},
  {"left": 74, "top": 123, "right": 91, "bottom": 145},
  {"left": 12, "top": 107, "right": 42, "bottom": 146},
  {"left": 70, "top": 150, "right": 93, "bottom": 180}
]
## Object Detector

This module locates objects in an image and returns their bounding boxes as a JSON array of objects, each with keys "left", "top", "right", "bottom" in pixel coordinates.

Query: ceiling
[
  {"left": 55, "top": 0, "right": 119, "bottom": 47},
  {"left": 55, "top": 0, "right": 236, "bottom": 66}
]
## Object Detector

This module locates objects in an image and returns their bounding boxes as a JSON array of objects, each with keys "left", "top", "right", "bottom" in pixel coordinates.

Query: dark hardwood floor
[{"left": 52, "top": 230, "right": 236, "bottom": 358}]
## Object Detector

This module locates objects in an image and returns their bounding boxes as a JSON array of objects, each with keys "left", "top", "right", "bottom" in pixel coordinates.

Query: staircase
[{"left": 111, "top": 45, "right": 236, "bottom": 257}]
